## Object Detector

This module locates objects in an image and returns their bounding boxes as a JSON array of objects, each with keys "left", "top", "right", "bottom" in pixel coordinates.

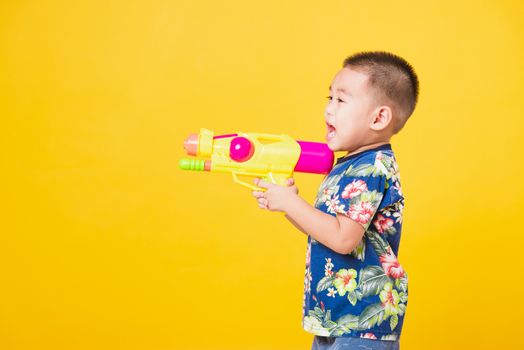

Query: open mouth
[{"left": 326, "top": 123, "right": 336, "bottom": 140}]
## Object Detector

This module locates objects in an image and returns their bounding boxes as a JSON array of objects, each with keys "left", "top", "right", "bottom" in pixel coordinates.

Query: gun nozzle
[
  {"left": 183, "top": 133, "right": 199, "bottom": 156},
  {"left": 179, "top": 158, "right": 211, "bottom": 171}
]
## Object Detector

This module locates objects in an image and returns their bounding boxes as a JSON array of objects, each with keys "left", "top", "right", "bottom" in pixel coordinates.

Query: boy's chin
[
  {"left": 327, "top": 141, "right": 354, "bottom": 154},
  {"left": 326, "top": 141, "right": 341, "bottom": 152}
]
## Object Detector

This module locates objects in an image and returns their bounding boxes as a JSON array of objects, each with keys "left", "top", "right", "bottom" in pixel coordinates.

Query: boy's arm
[
  {"left": 284, "top": 214, "right": 308, "bottom": 235},
  {"left": 252, "top": 178, "right": 365, "bottom": 254},
  {"left": 284, "top": 195, "right": 365, "bottom": 255}
]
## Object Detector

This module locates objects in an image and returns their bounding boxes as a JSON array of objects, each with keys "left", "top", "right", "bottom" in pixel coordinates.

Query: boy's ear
[{"left": 369, "top": 106, "right": 393, "bottom": 131}]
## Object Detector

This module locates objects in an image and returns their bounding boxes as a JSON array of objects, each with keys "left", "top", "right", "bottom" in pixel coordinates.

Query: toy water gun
[{"left": 179, "top": 128, "right": 334, "bottom": 190}]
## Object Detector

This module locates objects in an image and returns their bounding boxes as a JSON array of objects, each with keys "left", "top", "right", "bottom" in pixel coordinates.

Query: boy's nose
[
  {"left": 325, "top": 102, "right": 335, "bottom": 116},
  {"left": 325, "top": 107, "right": 334, "bottom": 120}
]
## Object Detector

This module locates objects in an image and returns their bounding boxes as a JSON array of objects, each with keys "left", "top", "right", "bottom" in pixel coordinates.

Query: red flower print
[
  {"left": 379, "top": 248, "right": 405, "bottom": 279},
  {"left": 341, "top": 180, "right": 367, "bottom": 199},
  {"left": 348, "top": 201, "right": 375, "bottom": 225},
  {"left": 360, "top": 333, "right": 377, "bottom": 339},
  {"left": 373, "top": 214, "right": 394, "bottom": 234}
]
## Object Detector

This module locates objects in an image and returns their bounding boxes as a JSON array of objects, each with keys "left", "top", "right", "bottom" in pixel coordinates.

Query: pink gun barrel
[{"left": 295, "top": 141, "right": 333, "bottom": 174}]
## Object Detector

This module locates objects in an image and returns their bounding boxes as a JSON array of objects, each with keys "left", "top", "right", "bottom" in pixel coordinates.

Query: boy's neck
[{"left": 344, "top": 141, "right": 391, "bottom": 157}]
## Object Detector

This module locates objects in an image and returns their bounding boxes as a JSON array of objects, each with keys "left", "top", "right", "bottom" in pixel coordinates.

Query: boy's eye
[
  {"left": 326, "top": 96, "right": 344, "bottom": 102},
  {"left": 325, "top": 96, "right": 344, "bottom": 103}
]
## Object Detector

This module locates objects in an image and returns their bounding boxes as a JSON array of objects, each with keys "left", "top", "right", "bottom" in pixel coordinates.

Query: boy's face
[{"left": 325, "top": 67, "right": 377, "bottom": 153}]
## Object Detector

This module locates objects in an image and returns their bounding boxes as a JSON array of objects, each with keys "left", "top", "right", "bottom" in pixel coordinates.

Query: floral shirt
[{"left": 302, "top": 144, "right": 408, "bottom": 341}]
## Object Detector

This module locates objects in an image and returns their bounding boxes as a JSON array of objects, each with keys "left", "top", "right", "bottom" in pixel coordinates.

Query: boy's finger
[
  {"left": 287, "top": 178, "right": 295, "bottom": 186},
  {"left": 256, "top": 197, "right": 268, "bottom": 209},
  {"left": 252, "top": 191, "right": 264, "bottom": 198}
]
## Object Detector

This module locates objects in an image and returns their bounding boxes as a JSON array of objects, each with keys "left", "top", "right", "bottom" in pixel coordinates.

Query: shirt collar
[{"left": 335, "top": 143, "right": 392, "bottom": 165}]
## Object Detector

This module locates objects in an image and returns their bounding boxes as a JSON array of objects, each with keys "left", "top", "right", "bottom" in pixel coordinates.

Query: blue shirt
[{"left": 302, "top": 144, "right": 408, "bottom": 341}]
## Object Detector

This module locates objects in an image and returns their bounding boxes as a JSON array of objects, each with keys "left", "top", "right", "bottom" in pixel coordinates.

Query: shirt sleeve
[{"left": 330, "top": 163, "right": 387, "bottom": 231}]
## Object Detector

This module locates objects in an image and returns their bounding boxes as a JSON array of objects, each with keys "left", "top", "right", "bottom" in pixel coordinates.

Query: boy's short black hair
[{"left": 343, "top": 51, "right": 419, "bottom": 133}]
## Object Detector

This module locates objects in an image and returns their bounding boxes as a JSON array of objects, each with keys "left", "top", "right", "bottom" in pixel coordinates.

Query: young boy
[{"left": 252, "top": 51, "right": 419, "bottom": 350}]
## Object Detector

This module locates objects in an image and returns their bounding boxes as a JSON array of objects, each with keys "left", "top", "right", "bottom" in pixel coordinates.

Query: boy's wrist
[{"left": 283, "top": 193, "right": 304, "bottom": 216}]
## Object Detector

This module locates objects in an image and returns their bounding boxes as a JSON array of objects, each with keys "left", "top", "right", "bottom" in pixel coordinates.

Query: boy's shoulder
[
  {"left": 331, "top": 144, "right": 399, "bottom": 181},
  {"left": 316, "top": 144, "right": 403, "bottom": 209}
]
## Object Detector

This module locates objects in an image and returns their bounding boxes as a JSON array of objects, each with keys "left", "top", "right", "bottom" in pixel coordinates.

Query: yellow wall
[{"left": 2, "top": 1, "right": 523, "bottom": 349}]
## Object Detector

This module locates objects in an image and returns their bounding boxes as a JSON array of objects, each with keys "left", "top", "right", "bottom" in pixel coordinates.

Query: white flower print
[
  {"left": 304, "top": 267, "right": 312, "bottom": 294},
  {"left": 374, "top": 152, "right": 390, "bottom": 177},
  {"left": 326, "top": 194, "right": 345, "bottom": 214},
  {"left": 327, "top": 287, "right": 337, "bottom": 298},
  {"left": 324, "top": 258, "right": 334, "bottom": 276},
  {"left": 392, "top": 180, "right": 403, "bottom": 197}
]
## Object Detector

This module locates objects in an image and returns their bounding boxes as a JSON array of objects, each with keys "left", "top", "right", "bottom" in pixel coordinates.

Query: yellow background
[{"left": 2, "top": 1, "right": 523, "bottom": 349}]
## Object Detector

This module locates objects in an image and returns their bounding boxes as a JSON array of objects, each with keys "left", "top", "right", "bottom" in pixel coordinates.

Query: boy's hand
[{"left": 252, "top": 178, "right": 298, "bottom": 212}]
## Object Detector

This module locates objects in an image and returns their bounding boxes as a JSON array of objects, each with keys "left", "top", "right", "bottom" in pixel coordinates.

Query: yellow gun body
[{"left": 180, "top": 128, "right": 301, "bottom": 191}]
